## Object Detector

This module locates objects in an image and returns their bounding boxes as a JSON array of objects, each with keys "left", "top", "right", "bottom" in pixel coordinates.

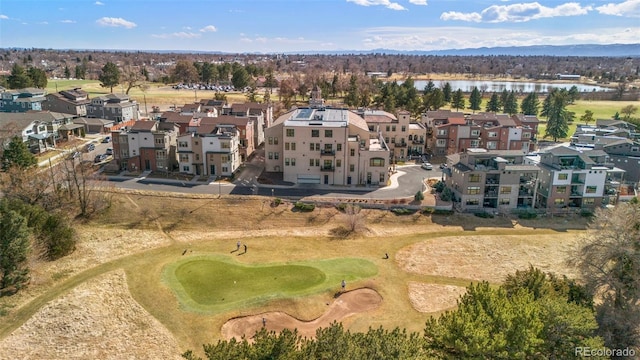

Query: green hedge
[{"left": 294, "top": 202, "right": 315, "bottom": 212}]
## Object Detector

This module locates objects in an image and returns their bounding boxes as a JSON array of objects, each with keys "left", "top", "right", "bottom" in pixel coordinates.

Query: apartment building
[
  {"left": 44, "top": 88, "right": 90, "bottom": 116},
  {"left": 264, "top": 106, "right": 390, "bottom": 186},
  {"left": 176, "top": 124, "right": 241, "bottom": 177},
  {"left": 534, "top": 146, "right": 624, "bottom": 210},
  {"left": 358, "top": 109, "right": 426, "bottom": 160},
  {"left": 446, "top": 148, "right": 540, "bottom": 211},
  {"left": 112, "top": 120, "right": 179, "bottom": 172},
  {"left": 0, "top": 88, "right": 47, "bottom": 113},
  {"left": 200, "top": 115, "right": 255, "bottom": 162}
]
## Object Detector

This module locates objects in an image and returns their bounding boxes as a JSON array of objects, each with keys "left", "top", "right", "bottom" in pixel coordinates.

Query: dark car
[
  {"left": 440, "top": 163, "right": 448, "bottom": 169},
  {"left": 85, "top": 143, "right": 95, "bottom": 152},
  {"left": 105, "top": 148, "right": 113, "bottom": 156},
  {"left": 94, "top": 154, "right": 107, "bottom": 163},
  {"left": 102, "top": 136, "right": 111, "bottom": 143}
]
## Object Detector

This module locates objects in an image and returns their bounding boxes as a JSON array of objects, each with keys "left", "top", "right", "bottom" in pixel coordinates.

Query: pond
[{"left": 408, "top": 79, "right": 613, "bottom": 93}]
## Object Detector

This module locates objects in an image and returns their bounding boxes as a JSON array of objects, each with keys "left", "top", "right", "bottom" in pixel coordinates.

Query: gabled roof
[
  {"left": 195, "top": 124, "right": 218, "bottom": 135},
  {"left": 130, "top": 120, "right": 157, "bottom": 131},
  {"left": 439, "top": 117, "right": 466, "bottom": 126},
  {"left": 160, "top": 111, "right": 193, "bottom": 124}
]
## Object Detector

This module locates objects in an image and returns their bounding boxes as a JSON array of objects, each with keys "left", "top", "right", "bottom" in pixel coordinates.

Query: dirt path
[{"left": 221, "top": 288, "right": 382, "bottom": 341}]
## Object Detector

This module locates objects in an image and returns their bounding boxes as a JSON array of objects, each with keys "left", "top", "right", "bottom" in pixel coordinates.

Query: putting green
[{"left": 163, "top": 255, "right": 378, "bottom": 313}]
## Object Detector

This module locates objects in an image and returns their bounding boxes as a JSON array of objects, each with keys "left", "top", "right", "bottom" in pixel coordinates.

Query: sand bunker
[{"left": 221, "top": 288, "right": 382, "bottom": 340}]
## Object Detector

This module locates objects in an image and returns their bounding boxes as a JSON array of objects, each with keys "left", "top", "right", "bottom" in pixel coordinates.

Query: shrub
[
  {"left": 336, "top": 203, "right": 348, "bottom": 212},
  {"left": 433, "top": 209, "right": 454, "bottom": 215},
  {"left": 434, "top": 181, "right": 446, "bottom": 193},
  {"left": 518, "top": 211, "right": 538, "bottom": 219},
  {"left": 440, "top": 187, "right": 453, "bottom": 202},
  {"left": 272, "top": 198, "right": 282, "bottom": 206},
  {"left": 294, "top": 202, "right": 315, "bottom": 212},
  {"left": 474, "top": 211, "right": 495, "bottom": 219},
  {"left": 580, "top": 209, "right": 594, "bottom": 218},
  {"left": 414, "top": 191, "right": 425, "bottom": 202},
  {"left": 40, "top": 213, "right": 76, "bottom": 260},
  {"left": 421, "top": 207, "right": 435, "bottom": 214},
  {"left": 391, "top": 208, "right": 417, "bottom": 216}
]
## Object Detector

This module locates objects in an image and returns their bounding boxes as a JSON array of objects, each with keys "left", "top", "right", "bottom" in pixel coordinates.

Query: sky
[{"left": 0, "top": 0, "right": 639, "bottom": 53}]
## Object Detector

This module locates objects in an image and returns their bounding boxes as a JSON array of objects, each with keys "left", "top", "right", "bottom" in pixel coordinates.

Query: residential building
[
  {"left": 158, "top": 111, "right": 194, "bottom": 134},
  {"left": 534, "top": 146, "right": 624, "bottom": 210},
  {"left": 176, "top": 124, "right": 241, "bottom": 177},
  {"left": 199, "top": 115, "right": 255, "bottom": 162},
  {"left": 0, "top": 88, "right": 47, "bottom": 113},
  {"left": 596, "top": 138, "right": 640, "bottom": 184},
  {"left": 358, "top": 109, "right": 426, "bottom": 160},
  {"left": 111, "top": 120, "right": 179, "bottom": 172},
  {"left": 87, "top": 93, "right": 139, "bottom": 123},
  {"left": 0, "top": 111, "right": 78, "bottom": 152},
  {"left": 44, "top": 88, "right": 90, "bottom": 116},
  {"left": 264, "top": 106, "right": 390, "bottom": 186},
  {"left": 446, "top": 148, "right": 540, "bottom": 211},
  {"left": 72, "top": 117, "right": 114, "bottom": 134},
  {"left": 223, "top": 101, "right": 272, "bottom": 145},
  {"left": 421, "top": 110, "right": 464, "bottom": 154}
]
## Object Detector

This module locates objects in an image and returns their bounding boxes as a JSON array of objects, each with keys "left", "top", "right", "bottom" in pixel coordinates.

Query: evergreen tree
[
  {"left": 520, "top": 92, "right": 540, "bottom": 116},
  {"left": 1, "top": 136, "right": 37, "bottom": 171},
  {"left": 170, "top": 60, "right": 198, "bottom": 84},
  {"left": 567, "top": 85, "right": 580, "bottom": 104},
  {"left": 544, "top": 91, "right": 572, "bottom": 141},
  {"left": 27, "top": 67, "right": 47, "bottom": 88},
  {"left": 485, "top": 93, "right": 500, "bottom": 112},
  {"left": 423, "top": 80, "right": 435, "bottom": 95},
  {"left": 499, "top": 89, "right": 509, "bottom": 112},
  {"left": 442, "top": 82, "right": 452, "bottom": 103},
  {"left": 7, "top": 63, "right": 32, "bottom": 89},
  {"left": 580, "top": 110, "right": 595, "bottom": 125},
  {"left": 451, "top": 89, "right": 465, "bottom": 111},
  {"left": 504, "top": 91, "right": 518, "bottom": 115},
  {"left": 99, "top": 62, "right": 121, "bottom": 93},
  {"left": 468, "top": 86, "right": 482, "bottom": 113},
  {"left": 0, "top": 204, "right": 30, "bottom": 295},
  {"left": 422, "top": 88, "right": 445, "bottom": 111},
  {"left": 231, "top": 66, "right": 251, "bottom": 89},
  {"left": 64, "top": 65, "right": 71, "bottom": 79},
  {"left": 344, "top": 75, "right": 359, "bottom": 108}
]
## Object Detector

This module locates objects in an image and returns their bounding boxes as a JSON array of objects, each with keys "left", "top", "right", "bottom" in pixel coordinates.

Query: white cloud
[
  {"left": 200, "top": 25, "right": 217, "bottom": 32},
  {"left": 60, "top": 19, "right": 76, "bottom": 23},
  {"left": 597, "top": 0, "right": 640, "bottom": 18},
  {"left": 0, "top": 14, "right": 8, "bottom": 19},
  {"left": 409, "top": 0, "right": 427, "bottom": 5},
  {"left": 96, "top": 17, "right": 136, "bottom": 29},
  {"left": 95, "top": 1, "right": 104, "bottom": 5},
  {"left": 346, "top": 0, "right": 406, "bottom": 11},
  {"left": 151, "top": 32, "right": 201, "bottom": 39},
  {"left": 38, "top": 21, "right": 49, "bottom": 25},
  {"left": 359, "top": 25, "right": 640, "bottom": 50},
  {"left": 441, "top": 2, "right": 592, "bottom": 23}
]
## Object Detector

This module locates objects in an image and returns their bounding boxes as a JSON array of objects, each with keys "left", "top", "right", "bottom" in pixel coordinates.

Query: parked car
[
  {"left": 105, "top": 148, "right": 113, "bottom": 156},
  {"left": 440, "top": 163, "right": 448, "bottom": 169},
  {"left": 85, "top": 143, "right": 95, "bottom": 152},
  {"left": 102, "top": 136, "right": 111, "bottom": 143},
  {"left": 421, "top": 162, "right": 433, "bottom": 170},
  {"left": 67, "top": 151, "right": 81, "bottom": 160},
  {"left": 94, "top": 154, "right": 107, "bottom": 163}
]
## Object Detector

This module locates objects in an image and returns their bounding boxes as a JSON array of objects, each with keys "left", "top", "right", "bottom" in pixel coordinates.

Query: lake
[{"left": 409, "top": 79, "right": 613, "bottom": 93}]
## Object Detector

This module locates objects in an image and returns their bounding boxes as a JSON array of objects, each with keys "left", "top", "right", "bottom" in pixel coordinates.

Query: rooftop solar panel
[{"left": 295, "top": 108, "right": 314, "bottom": 120}]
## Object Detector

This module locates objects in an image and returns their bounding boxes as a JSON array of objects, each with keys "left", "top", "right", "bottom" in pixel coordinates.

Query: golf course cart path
[{"left": 221, "top": 288, "right": 382, "bottom": 340}]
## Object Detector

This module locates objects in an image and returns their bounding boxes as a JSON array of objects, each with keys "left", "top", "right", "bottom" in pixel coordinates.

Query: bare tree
[
  {"left": 60, "top": 157, "right": 112, "bottom": 218},
  {"left": 343, "top": 204, "right": 365, "bottom": 233},
  {"left": 121, "top": 66, "right": 145, "bottom": 95}
]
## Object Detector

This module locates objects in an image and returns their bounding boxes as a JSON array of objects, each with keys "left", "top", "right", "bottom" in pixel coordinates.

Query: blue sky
[{"left": 1, "top": 0, "right": 639, "bottom": 53}]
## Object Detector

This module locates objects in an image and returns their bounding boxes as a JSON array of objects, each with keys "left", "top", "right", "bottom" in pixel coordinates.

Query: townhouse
[
  {"left": 111, "top": 120, "right": 179, "bottom": 172},
  {"left": 534, "top": 146, "right": 624, "bottom": 210},
  {"left": 199, "top": 115, "right": 255, "bottom": 162},
  {"left": 0, "top": 88, "right": 47, "bottom": 113},
  {"left": 87, "top": 93, "right": 139, "bottom": 123},
  {"left": 446, "top": 148, "right": 540, "bottom": 211},
  {"left": 0, "top": 111, "right": 80, "bottom": 152},
  {"left": 264, "top": 106, "right": 390, "bottom": 186},
  {"left": 44, "top": 88, "right": 90, "bottom": 116},
  {"left": 176, "top": 124, "right": 241, "bottom": 177}
]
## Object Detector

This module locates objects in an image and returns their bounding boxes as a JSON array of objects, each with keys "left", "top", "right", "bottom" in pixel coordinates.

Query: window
[
  {"left": 336, "top": 159, "right": 341, "bottom": 167},
  {"left": 325, "top": 130, "right": 333, "bottom": 138},
  {"left": 310, "top": 143, "right": 315, "bottom": 151},
  {"left": 315, "top": 159, "right": 320, "bottom": 166},
  {"left": 470, "top": 140, "right": 480, "bottom": 148},
  {"left": 336, "top": 144, "right": 342, "bottom": 151},
  {"left": 182, "top": 166, "right": 190, "bottom": 172},
  {"left": 350, "top": 149, "right": 355, "bottom": 156},
  {"left": 285, "top": 158, "right": 290, "bottom": 166},
  {"left": 221, "top": 142, "right": 230, "bottom": 149},
  {"left": 274, "top": 152, "right": 279, "bottom": 160},
  {"left": 155, "top": 138, "right": 165, "bottom": 145},
  {"left": 385, "top": 125, "right": 390, "bottom": 132},
  {"left": 309, "top": 159, "right": 314, "bottom": 166},
  {"left": 178, "top": 141, "right": 188, "bottom": 148},
  {"left": 268, "top": 137, "right": 273, "bottom": 145},
  {"left": 274, "top": 137, "right": 278, "bottom": 145},
  {"left": 499, "top": 198, "right": 510, "bottom": 205},
  {"left": 324, "top": 143, "right": 333, "bottom": 152},
  {"left": 268, "top": 152, "right": 273, "bottom": 160},
  {"left": 468, "top": 186, "right": 481, "bottom": 195},
  {"left": 486, "top": 141, "right": 497, "bottom": 149},
  {"left": 500, "top": 186, "right": 511, "bottom": 194},
  {"left": 556, "top": 186, "right": 567, "bottom": 194},
  {"left": 370, "top": 158, "right": 385, "bottom": 167},
  {"left": 311, "top": 129, "right": 319, "bottom": 137},
  {"left": 222, "top": 166, "right": 229, "bottom": 172},
  {"left": 286, "top": 128, "right": 295, "bottom": 137},
  {"left": 291, "top": 158, "right": 296, "bottom": 166},
  {"left": 554, "top": 198, "right": 565, "bottom": 205},
  {"left": 488, "top": 131, "right": 497, "bottom": 138},
  {"left": 285, "top": 142, "right": 290, "bottom": 150},
  {"left": 466, "top": 199, "right": 480, "bottom": 205},
  {"left": 350, "top": 164, "right": 355, "bottom": 172},
  {"left": 392, "top": 125, "right": 396, "bottom": 132},
  {"left": 323, "top": 160, "right": 332, "bottom": 169},
  {"left": 179, "top": 154, "right": 189, "bottom": 162},
  {"left": 291, "top": 142, "right": 296, "bottom": 151},
  {"left": 469, "top": 174, "right": 481, "bottom": 183},
  {"left": 522, "top": 132, "right": 531, "bottom": 139},
  {"left": 471, "top": 130, "right": 480, "bottom": 136},
  {"left": 401, "top": 126, "right": 406, "bottom": 132},
  {"left": 583, "top": 198, "right": 595, "bottom": 205},
  {"left": 436, "top": 139, "right": 446, "bottom": 147},
  {"left": 558, "top": 173, "right": 568, "bottom": 180},
  {"left": 633, "top": 147, "right": 639, "bottom": 152},
  {"left": 195, "top": 154, "right": 200, "bottom": 161},
  {"left": 586, "top": 186, "right": 597, "bottom": 194},
  {"left": 221, "top": 155, "right": 229, "bottom": 163},
  {"left": 437, "top": 129, "right": 447, "bottom": 136}
]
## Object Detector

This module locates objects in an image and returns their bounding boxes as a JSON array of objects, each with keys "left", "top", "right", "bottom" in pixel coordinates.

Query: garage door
[{"left": 297, "top": 174, "right": 321, "bottom": 184}]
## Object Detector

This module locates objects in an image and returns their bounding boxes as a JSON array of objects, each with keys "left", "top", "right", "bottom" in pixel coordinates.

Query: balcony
[
  {"left": 484, "top": 191, "right": 498, "bottom": 198},
  {"left": 394, "top": 142, "right": 408, "bottom": 147},
  {"left": 320, "top": 166, "right": 335, "bottom": 172},
  {"left": 518, "top": 191, "right": 533, "bottom": 197},
  {"left": 320, "top": 149, "right": 335, "bottom": 156},
  {"left": 412, "top": 139, "right": 425, "bottom": 144}
]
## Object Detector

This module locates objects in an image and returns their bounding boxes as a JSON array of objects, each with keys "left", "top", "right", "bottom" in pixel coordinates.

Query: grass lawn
[{"left": 164, "top": 255, "right": 377, "bottom": 313}]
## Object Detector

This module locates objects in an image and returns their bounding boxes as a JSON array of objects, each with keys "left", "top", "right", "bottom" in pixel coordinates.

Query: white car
[{"left": 421, "top": 162, "right": 433, "bottom": 170}]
